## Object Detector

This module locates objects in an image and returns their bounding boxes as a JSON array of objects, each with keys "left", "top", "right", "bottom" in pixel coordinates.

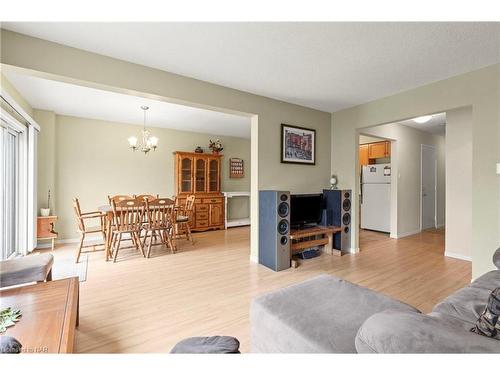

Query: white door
[{"left": 421, "top": 145, "right": 437, "bottom": 230}]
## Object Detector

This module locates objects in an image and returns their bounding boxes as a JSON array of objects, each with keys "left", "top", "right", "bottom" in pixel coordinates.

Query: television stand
[{"left": 289, "top": 225, "right": 343, "bottom": 258}]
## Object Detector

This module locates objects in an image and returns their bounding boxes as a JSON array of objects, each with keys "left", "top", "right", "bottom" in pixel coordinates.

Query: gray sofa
[{"left": 251, "top": 248, "right": 500, "bottom": 353}]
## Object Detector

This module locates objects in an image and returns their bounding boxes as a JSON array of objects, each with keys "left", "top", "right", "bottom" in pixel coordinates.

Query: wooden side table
[
  {"left": 289, "top": 225, "right": 343, "bottom": 257},
  {"left": 37, "top": 216, "right": 58, "bottom": 251}
]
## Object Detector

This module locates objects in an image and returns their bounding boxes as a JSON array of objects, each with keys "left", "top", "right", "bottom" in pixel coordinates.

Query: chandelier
[{"left": 128, "top": 106, "right": 159, "bottom": 154}]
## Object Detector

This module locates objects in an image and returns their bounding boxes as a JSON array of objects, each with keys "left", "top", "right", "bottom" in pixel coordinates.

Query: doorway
[{"left": 421, "top": 144, "right": 437, "bottom": 230}]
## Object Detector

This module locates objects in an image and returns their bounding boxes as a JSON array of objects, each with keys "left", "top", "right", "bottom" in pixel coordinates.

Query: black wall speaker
[
  {"left": 322, "top": 189, "right": 352, "bottom": 252},
  {"left": 258, "top": 190, "right": 291, "bottom": 271}
]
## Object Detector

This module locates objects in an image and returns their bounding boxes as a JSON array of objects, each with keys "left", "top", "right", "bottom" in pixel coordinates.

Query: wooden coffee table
[{"left": 0, "top": 277, "right": 79, "bottom": 353}]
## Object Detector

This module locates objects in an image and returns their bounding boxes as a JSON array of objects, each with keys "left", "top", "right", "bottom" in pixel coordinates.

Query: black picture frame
[{"left": 280, "top": 123, "right": 316, "bottom": 165}]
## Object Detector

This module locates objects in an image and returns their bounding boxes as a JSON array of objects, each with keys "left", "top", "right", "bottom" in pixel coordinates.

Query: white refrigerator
[{"left": 361, "top": 163, "right": 391, "bottom": 233}]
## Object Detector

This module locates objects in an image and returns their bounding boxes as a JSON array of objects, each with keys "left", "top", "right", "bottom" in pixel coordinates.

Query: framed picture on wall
[{"left": 281, "top": 124, "right": 316, "bottom": 165}]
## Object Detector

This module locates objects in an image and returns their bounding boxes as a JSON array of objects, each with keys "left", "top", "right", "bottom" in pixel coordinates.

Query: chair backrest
[
  {"left": 145, "top": 198, "right": 175, "bottom": 229},
  {"left": 72, "top": 197, "right": 86, "bottom": 231},
  {"left": 134, "top": 194, "right": 159, "bottom": 202},
  {"left": 111, "top": 198, "right": 145, "bottom": 232},
  {"left": 185, "top": 195, "right": 196, "bottom": 215},
  {"left": 108, "top": 195, "right": 132, "bottom": 204}
]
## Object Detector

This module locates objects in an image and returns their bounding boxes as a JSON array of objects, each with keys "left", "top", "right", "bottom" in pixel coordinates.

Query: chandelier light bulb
[
  {"left": 128, "top": 136, "right": 138, "bottom": 150},
  {"left": 149, "top": 136, "right": 159, "bottom": 149}
]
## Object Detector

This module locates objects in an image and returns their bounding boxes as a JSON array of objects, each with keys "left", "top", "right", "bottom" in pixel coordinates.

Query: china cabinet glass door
[
  {"left": 195, "top": 158, "right": 207, "bottom": 193},
  {"left": 180, "top": 157, "right": 193, "bottom": 193},
  {"left": 208, "top": 158, "right": 219, "bottom": 192}
]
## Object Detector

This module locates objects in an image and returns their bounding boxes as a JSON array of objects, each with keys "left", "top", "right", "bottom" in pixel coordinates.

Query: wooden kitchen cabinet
[
  {"left": 368, "top": 141, "right": 388, "bottom": 159},
  {"left": 359, "top": 144, "right": 369, "bottom": 166},
  {"left": 359, "top": 141, "right": 391, "bottom": 166},
  {"left": 174, "top": 151, "right": 225, "bottom": 232}
]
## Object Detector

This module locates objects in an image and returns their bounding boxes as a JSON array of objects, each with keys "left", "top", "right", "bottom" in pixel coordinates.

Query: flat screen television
[{"left": 290, "top": 193, "right": 323, "bottom": 227}]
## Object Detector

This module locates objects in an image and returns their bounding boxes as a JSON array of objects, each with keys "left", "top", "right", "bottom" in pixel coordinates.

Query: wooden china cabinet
[{"left": 174, "top": 151, "right": 225, "bottom": 232}]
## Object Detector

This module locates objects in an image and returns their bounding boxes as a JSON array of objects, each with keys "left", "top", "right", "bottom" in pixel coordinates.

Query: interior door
[{"left": 421, "top": 145, "right": 437, "bottom": 230}]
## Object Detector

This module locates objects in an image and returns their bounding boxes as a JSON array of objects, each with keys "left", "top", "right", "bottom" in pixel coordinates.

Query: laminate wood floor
[{"left": 45, "top": 226, "right": 470, "bottom": 353}]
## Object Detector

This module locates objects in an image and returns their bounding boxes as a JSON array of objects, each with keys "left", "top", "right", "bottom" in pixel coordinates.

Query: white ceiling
[
  {"left": 398, "top": 112, "right": 446, "bottom": 135},
  {"left": 3, "top": 22, "right": 500, "bottom": 112},
  {"left": 3, "top": 70, "right": 251, "bottom": 138}
]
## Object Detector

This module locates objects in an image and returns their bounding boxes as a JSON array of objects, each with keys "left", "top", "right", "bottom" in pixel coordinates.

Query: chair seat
[
  {"left": 143, "top": 223, "right": 171, "bottom": 230},
  {"left": 0, "top": 253, "right": 54, "bottom": 288},
  {"left": 176, "top": 215, "right": 189, "bottom": 222},
  {"left": 79, "top": 226, "right": 104, "bottom": 234}
]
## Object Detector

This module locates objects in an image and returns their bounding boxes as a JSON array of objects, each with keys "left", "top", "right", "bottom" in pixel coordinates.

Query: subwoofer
[
  {"left": 322, "top": 189, "right": 352, "bottom": 252},
  {"left": 258, "top": 190, "right": 291, "bottom": 271}
]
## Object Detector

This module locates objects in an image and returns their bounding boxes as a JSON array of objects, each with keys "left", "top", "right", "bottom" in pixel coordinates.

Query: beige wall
[
  {"left": 359, "top": 135, "right": 385, "bottom": 144},
  {"left": 34, "top": 110, "right": 56, "bottom": 214},
  {"left": 1, "top": 72, "right": 33, "bottom": 116},
  {"left": 332, "top": 63, "right": 499, "bottom": 279},
  {"left": 0, "top": 30, "right": 332, "bottom": 260},
  {"left": 36, "top": 113, "right": 251, "bottom": 239},
  {"left": 445, "top": 107, "right": 472, "bottom": 260},
  {"left": 360, "top": 123, "right": 446, "bottom": 238}
]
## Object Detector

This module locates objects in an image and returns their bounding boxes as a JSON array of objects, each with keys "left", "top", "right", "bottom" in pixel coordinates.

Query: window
[
  {"left": 0, "top": 125, "right": 20, "bottom": 259},
  {"left": 0, "top": 98, "right": 38, "bottom": 260}
]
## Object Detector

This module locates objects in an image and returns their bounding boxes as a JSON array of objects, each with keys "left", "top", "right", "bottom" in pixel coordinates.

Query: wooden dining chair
[
  {"left": 72, "top": 198, "right": 107, "bottom": 263},
  {"left": 173, "top": 194, "right": 196, "bottom": 244},
  {"left": 143, "top": 197, "right": 176, "bottom": 257},
  {"left": 110, "top": 198, "right": 146, "bottom": 262},
  {"left": 134, "top": 194, "right": 159, "bottom": 201},
  {"left": 108, "top": 195, "right": 133, "bottom": 204}
]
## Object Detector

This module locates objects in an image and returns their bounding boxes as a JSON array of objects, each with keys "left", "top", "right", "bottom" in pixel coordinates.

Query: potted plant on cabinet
[
  {"left": 40, "top": 189, "right": 51, "bottom": 217},
  {"left": 208, "top": 139, "right": 223, "bottom": 155}
]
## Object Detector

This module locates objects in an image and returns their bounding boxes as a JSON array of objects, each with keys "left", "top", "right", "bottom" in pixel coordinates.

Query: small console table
[
  {"left": 289, "top": 225, "right": 343, "bottom": 257},
  {"left": 37, "top": 216, "right": 58, "bottom": 251},
  {"left": 223, "top": 191, "right": 251, "bottom": 228}
]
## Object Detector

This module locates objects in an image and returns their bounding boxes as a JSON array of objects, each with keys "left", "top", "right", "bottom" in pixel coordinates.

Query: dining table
[{"left": 97, "top": 201, "right": 180, "bottom": 261}]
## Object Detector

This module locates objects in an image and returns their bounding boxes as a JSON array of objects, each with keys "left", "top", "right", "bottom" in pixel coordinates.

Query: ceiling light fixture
[
  {"left": 128, "top": 106, "right": 158, "bottom": 154},
  {"left": 413, "top": 115, "right": 432, "bottom": 124}
]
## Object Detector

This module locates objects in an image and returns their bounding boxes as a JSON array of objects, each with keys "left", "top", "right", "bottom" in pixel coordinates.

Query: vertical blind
[{"left": 0, "top": 97, "right": 38, "bottom": 259}]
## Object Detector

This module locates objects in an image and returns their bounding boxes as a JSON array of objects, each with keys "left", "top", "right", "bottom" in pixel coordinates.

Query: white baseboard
[
  {"left": 249, "top": 254, "right": 258, "bottom": 263},
  {"left": 394, "top": 229, "right": 421, "bottom": 239},
  {"left": 444, "top": 251, "right": 472, "bottom": 262},
  {"left": 36, "top": 234, "right": 104, "bottom": 249}
]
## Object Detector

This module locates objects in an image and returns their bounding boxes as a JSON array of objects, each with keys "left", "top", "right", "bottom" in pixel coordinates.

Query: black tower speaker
[
  {"left": 258, "top": 190, "right": 291, "bottom": 272},
  {"left": 322, "top": 189, "right": 352, "bottom": 252}
]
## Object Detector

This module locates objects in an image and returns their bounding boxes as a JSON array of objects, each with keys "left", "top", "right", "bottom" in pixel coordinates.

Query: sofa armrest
[
  {"left": 493, "top": 247, "right": 500, "bottom": 269},
  {"left": 355, "top": 311, "right": 500, "bottom": 353}
]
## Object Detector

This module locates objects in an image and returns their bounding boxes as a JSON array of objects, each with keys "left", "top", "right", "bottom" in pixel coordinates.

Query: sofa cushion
[
  {"left": 0, "top": 253, "right": 53, "bottom": 288},
  {"left": 432, "top": 285, "right": 492, "bottom": 326},
  {"left": 493, "top": 247, "right": 500, "bottom": 269},
  {"left": 170, "top": 336, "right": 240, "bottom": 353},
  {"left": 472, "top": 288, "right": 500, "bottom": 339},
  {"left": 356, "top": 310, "right": 500, "bottom": 353},
  {"left": 0, "top": 336, "right": 22, "bottom": 354},
  {"left": 470, "top": 270, "right": 500, "bottom": 291},
  {"left": 250, "top": 274, "right": 419, "bottom": 353},
  {"left": 432, "top": 270, "right": 500, "bottom": 326}
]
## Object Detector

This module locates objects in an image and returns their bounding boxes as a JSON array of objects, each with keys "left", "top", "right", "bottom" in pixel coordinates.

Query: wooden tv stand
[{"left": 289, "top": 225, "right": 343, "bottom": 257}]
